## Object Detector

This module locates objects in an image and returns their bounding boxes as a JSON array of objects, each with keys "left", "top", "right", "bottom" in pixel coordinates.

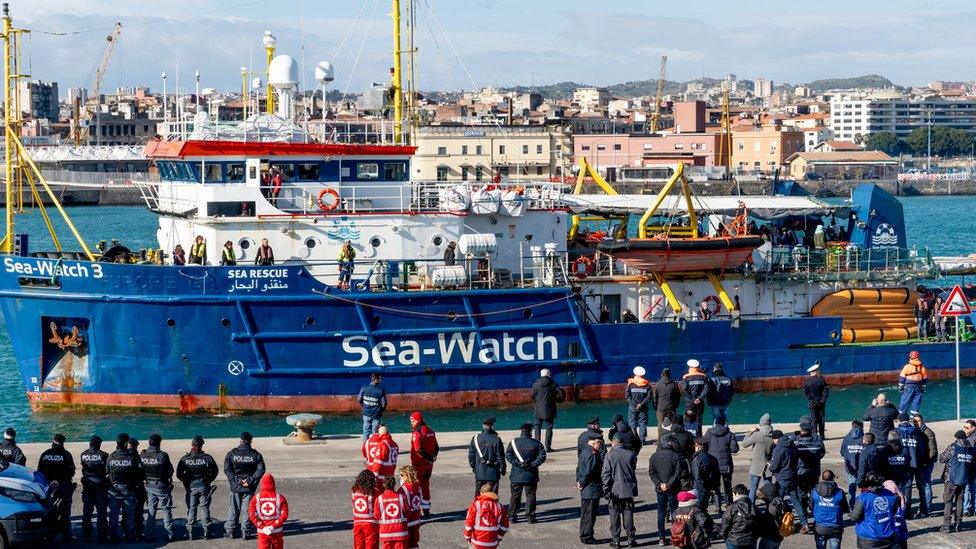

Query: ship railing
[
  {"left": 755, "top": 245, "right": 939, "bottom": 281},
  {"left": 257, "top": 180, "right": 564, "bottom": 215},
  {"left": 36, "top": 169, "right": 160, "bottom": 188}
]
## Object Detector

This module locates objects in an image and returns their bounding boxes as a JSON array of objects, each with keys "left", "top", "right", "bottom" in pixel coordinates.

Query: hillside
[{"left": 805, "top": 74, "right": 894, "bottom": 92}]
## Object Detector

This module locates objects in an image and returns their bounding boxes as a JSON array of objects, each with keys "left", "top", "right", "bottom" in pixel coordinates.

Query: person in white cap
[
  {"left": 625, "top": 366, "right": 652, "bottom": 443},
  {"left": 681, "top": 360, "right": 710, "bottom": 437},
  {"left": 803, "top": 361, "right": 829, "bottom": 437}
]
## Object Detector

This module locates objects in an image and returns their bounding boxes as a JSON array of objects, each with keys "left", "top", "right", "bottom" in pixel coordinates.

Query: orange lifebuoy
[
  {"left": 572, "top": 256, "right": 594, "bottom": 279},
  {"left": 702, "top": 295, "right": 722, "bottom": 315},
  {"left": 317, "top": 188, "right": 340, "bottom": 212}
]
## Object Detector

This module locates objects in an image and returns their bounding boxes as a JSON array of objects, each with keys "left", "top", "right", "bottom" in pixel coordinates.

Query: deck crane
[
  {"left": 650, "top": 55, "right": 667, "bottom": 133},
  {"left": 75, "top": 22, "right": 122, "bottom": 146}
]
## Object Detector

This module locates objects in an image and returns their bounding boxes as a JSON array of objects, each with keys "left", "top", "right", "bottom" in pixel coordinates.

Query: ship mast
[{"left": 391, "top": 0, "right": 404, "bottom": 143}]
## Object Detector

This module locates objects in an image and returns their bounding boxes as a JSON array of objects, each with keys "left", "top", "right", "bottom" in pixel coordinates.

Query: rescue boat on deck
[{"left": 598, "top": 235, "right": 764, "bottom": 272}]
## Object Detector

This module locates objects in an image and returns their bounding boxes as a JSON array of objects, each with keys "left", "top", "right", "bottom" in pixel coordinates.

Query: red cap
[
  {"left": 909, "top": 350, "right": 920, "bottom": 359},
  {"left": 677, "top": 491, "right": 696, "bottom": 503},
  {"left": 410, "top": 412, "right": 423, "bottom": 422}
]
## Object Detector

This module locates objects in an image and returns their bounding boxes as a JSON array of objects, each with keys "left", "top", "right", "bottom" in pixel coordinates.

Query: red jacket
[
  {"left": 363, "top": 434, "right": 399, "bottom": 479},
  {"left": 352, "top": 488, "right": 377, "bottom": 525},
  {"left": 398, "top": 482, "right": 422, "bottom": 527},
  {"left": 464, "top": 492, "right": 509, "bottom": 547},
  {"left": 248, "top": 474, "right": 289, "bottom": 535},
  {"left": 410, "top": 423, "right": 439, "bottom": 468},
  {"left": 374, "top": 488, "right": 409, "bottom": 543}
]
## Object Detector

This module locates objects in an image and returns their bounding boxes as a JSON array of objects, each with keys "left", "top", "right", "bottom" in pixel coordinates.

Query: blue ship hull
[{"left": 0, "top": 256, "right": 973, "bottom": 413}]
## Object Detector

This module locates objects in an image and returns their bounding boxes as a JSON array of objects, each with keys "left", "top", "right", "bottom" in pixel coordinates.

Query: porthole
[
  {"left": 166, "top": 318, "right": 176, "bottom": 327},
  {"left": 523, "top": 308, "right": 533, "bottom": 319},
  {"left": 829, "top": 330, "right": 839, "bottom": 340},
  {"left": 370, "top": 237, "right": 382, "bottom": 248},
  {"left": 220, "top": 318, "right": 231, "bottom": 327},
  {"left": 305, "top": 238, "right": 317, "bottom": 249},
  {"left": 239, "top": 238, "right": 252, "bottom": 250},
  {"left": 305, "top": 316, "right": 315, "bottom": 326},
  {"left": 432, "top": 235, "right": 443, "bottom": 246},
  {"left": 447, "top": 311, "right": 458, "bottom": 322}
]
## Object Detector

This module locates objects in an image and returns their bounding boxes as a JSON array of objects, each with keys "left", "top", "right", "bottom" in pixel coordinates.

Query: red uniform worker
[
  {"left": 248, "top": 474, "right": 289, "bottom": 549},
  {"left": 375, "top": 478, "right": 409, "bottom": 549},
  {"left": 409, "top": 412, "right": 439, "bottom": 515},
  {"left": 464, "top": 484, "right": 509, "bottom": 548},
  {"left": 351, "top": 470, "right": 380, "bottom": 549},
  {"left": 363, "top": 426, "right": 399, "bottom": 480},
  {"left": 398, "top": 466, "right": 423, "bottom": 549}
]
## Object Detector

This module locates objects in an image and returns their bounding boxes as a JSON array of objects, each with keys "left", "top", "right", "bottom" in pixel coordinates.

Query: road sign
[{"left": 939, "top": 284, "right": 972, "bottom": 316}]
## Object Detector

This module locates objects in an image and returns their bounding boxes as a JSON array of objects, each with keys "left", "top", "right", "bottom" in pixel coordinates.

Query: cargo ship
[{"left": 0, "top": 4, "right": 973, "bottom": 414}]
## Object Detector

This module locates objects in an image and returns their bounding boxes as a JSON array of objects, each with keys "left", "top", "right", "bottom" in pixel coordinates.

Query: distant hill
[{"left": 805, "top": 74, "right": 894, "bottom": 92}]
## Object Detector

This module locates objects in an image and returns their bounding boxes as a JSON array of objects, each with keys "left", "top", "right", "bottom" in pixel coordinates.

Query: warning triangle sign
[{"left": 939, "top": 284, "right": 973, "bottom": 316}]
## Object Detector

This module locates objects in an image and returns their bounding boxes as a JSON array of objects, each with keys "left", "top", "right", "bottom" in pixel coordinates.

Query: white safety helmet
[
  {"left": 687, "top": 359, "right": 700, "bottom": 369},
  {"left": 632, "top": 366, "right": 646, "bottom": 377}
]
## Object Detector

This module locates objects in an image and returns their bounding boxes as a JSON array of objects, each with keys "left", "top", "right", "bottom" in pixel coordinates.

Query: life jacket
[
  {"left": 190, "top": 242, "right": 206, "bottom": 259},
  {"left": 811, "top": 486, "right": 844, "bottom": 527},
  {"left": 339, "top": 246, "right": 356, "bottom": 262},
  {"left": 222, "top": 246, "right": 236, "bottom": 263},
  {"left": 249, "top": 474, "right": 288, "bottom": 535},
  {"left": 398, "top": 481, "right": 422, "bottom": 526},
  {"left": 351, "top": 489, "right": 376, "bottom": 524},
  {"left": 854, "top": 490, "right": 897, "bottom": 541},
  {"left": 374, "top": 489, "right": 409, "bottom": 541},
  {"left": 899, "top": 359, "right": 927, "bottom": 384}
]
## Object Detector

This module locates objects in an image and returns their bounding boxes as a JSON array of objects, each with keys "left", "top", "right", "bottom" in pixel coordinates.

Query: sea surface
[{"left": 1, "top": 197, "right": 975, "bottom": 442}]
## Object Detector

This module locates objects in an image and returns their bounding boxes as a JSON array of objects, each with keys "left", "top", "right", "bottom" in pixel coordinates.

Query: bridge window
[
  {"left": 226, "top": 163, "right": 246, "bottom": 183},
  {"left": 357, "top": 163, "right": 379, "bottom": 180},
  {"left": 273, "top": 163, "right": 295, "bottom": 180},
  {"left": 297, "top": 163, "right": 320, "bottom": 181},
  {"left": 202, "top": 163, "right": 222, "bottom": 183},
  {"left": 383, "top": 162, "right": 406, "bottom": 181}
]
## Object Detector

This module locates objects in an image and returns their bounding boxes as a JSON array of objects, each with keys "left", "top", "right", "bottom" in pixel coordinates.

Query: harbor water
[{"left": 0, "top": 198, "right": 974, "bottom": 442}]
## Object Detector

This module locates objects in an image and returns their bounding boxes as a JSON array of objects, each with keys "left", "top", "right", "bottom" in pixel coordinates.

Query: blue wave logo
[{"left": 327, "top": 217, "right": 360, "bottom": 242}]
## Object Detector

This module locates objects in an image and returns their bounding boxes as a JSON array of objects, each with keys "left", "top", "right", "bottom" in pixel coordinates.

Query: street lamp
[
  {"left": 195, "top": 70, "right": 201, "bottom": 111},
  {"left": 161, "top": 71, "right": 168, "bottom": 127},
  {"left": 262, "top": 31, "right": 277, "bottom": 114}
]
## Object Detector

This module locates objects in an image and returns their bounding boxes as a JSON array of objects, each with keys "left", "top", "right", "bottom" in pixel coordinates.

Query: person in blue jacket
[
  {"left": 939, "top": 430, "right": 975, "bottom": 533},
  {"left": 811, "top": 469, "right": 849, "bottom": 549},
  {"left": 851, "top": 473, "right": 900, "bottom": 548},
  {"left": 357, "top": 373, "right": 387, "bottom": 441},
  {"left": 768, "top": 429, "right": 808, "bottom": 531},
  {"left": 839, "top": 420, "right": 864, "bottom": 507},
  {"left": 895, "top": 412, "right": 926, "bottom": 519},
  {"left": 706, "top": 363, "right": 735, "bottom": 425}
]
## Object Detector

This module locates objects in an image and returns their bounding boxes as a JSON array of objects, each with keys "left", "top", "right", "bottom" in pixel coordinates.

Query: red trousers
[
  {"left": 257, "top": 533, "right": 284, "bottom": 549},
  {"left": 381, "top": 540, "right": 408, "bottom": 549},
  {"left": 416, "top": 466, "right": 433, "bottom": 509},
  {"left": 408, "top": 525, "right": 420, "bottom": 549},
  {"left": 353, "top": 523, "right": 378, "bottom": 549}
]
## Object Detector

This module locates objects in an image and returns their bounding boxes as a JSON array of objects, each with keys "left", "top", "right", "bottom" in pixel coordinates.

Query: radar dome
[
  {"left": 315, "top": 61, "right": 335, "bottom": 84},
  {"left": 269, "top": 55, "right": 298, "bottom": 89}
]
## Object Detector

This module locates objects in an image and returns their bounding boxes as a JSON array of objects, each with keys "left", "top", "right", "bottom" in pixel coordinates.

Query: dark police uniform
[
  {"left": 128, "top": 440, "right": 147, "bottom": 539},
  {"left": 141, "top": 439, "right": 175, "bottom": 541},
  {"left": 80, "top": 438, "right": 109, "bottom": 541},
  {"left": 0, "top": 436, "right": 26, "bottom": 466},
  {"left": 37, "top": 438, "right": 76, "bottom": 541},
  {"left": 505, "top": 426, "right": 547, "bottom": 522},
  {"left": 223, "top": 437, "right": 265, "bottom": 538},
  {"left": 177, "top": 441, "right": 219, "bottom": 540},
  {"left": 107, "top": 438, "right": 144, "bottom": 542},
  {"left": 468, "top": 418, "right": 506, "bottom": 497},
  {"left": 939, "top": 437, "right": 975, "bottom": 531}
]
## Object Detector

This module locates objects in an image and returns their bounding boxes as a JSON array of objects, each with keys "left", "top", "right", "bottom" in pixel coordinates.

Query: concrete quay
[{"left": 14, "top": 419, "right": 976, "bottom": 548}]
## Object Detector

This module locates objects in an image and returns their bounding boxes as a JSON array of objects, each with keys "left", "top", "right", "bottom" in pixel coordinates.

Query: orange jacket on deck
[
  {"left": 464, "top": 492, "right": 509, "bottom": 548},
  {"left": 248, "top": 474, "right": 289, "bottom": 535},
  {"left": 899, "top": 359, "right": 928, "bottom": 385},
  {"left": 363, "top": 434, "right": 399, "bottom": 479}
]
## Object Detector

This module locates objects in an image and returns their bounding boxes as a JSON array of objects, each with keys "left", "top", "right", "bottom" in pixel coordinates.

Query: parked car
[{"left": 0, "top": 461, "right": 56, "bottom": 547}]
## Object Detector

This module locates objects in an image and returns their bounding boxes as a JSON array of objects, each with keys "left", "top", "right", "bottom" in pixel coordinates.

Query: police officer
[
  {"left": 896, "top": 412, "right": 926, "bottom": 518},
  {"left": 128, "top": 437, "right": 147, "bottom": 540},
  {"left": 80, "top": 435, "right": 109, "bottom": 542},
  {"left": 107, "top": 433, "right": 144, "bottom": 543},
  {"left": 224, "top": 431, "right": 266, "bottom": 539},
  {"left": 141, "top": 433, "right": 175, "bottom": 542},
  {"left": 577, "top": 416, "right": 604, "bottom": 457},
  {"left": 681, "top": 359, "right": 710, "bottom": 437},
  {"left": 37, "top": 433, "right": 76, "bottom": 542},
  {"left": 176, "top": 435, "right": 219, "bottom": 540},
  {"left": 358, "top": 373, "right": 388, "bottom": 441},
  {"left": 840, "top": 420, "right": 865, "bottom": 507},
  {"left": 468, "top": 417, "right": 506, "bottom": 497},
  {"left": 802, "top": 362, "right": 829, "bottom": 437},
  {"left": 0, "top": 427, "right": 26, "bottom": 465},
  {"left": 707, "top": 363, "right": 735, "bottom": 425},
  {"left": 939, "top": 430, "right": 974, "bottom": 532},
  {"left": 505, "top": 422, "right": 547, "bottom": 523}
]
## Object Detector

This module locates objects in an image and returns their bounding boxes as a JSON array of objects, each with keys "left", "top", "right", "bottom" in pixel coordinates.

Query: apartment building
[
  {"left": 830, "top": 91, "right": 976, "bottom": 141},
  {"left": 413, "top": 125, "right": 571, "bottom": 182},
  {"left": 17, "top": 79, "right": 59, "bottom": 121},
  {"left": 731, "top": 123, "right": 804, "bottom": 174}
]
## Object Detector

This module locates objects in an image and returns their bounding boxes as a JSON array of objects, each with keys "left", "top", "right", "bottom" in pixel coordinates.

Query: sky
[{"left": 10, "top": 0, "right": 976, "bottom": 96}]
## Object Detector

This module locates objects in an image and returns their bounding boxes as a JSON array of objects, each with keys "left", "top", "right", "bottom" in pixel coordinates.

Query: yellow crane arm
[
  {"left": 569, "top": 156, "right": 619, "bottom": 240},
  {"left": 637, "top": 163, "right": 696, "bottom": 238}
]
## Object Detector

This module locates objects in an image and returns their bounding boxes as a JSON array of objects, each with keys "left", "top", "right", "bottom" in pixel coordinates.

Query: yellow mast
[
  {"left": 263, "top": 31, "right": 277, "bottom": 114},
  {"left": 391, "top": 0, "right": 404, "bottom": 143},
  {"left": 2, "top": 4, "right": 11, "bottom": 251},
  {"left": 404, "top": 0, "right": 416, "bottom": 144}
]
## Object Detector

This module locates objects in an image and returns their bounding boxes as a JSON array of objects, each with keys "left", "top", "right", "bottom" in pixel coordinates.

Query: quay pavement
[{"left": 16, "top": 420, "right": 976, "bottom": 548}]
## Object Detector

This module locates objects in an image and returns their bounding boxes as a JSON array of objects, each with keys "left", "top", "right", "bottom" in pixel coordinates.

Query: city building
[
  {"left": 17, "top": 79, "right": 59, "bottom": 121},
  {"left": 413, "top": 125, "right": 570, "bottom": 182},
  {"left": 754, "top": 78, "right": 773, "bottom": 99},
  {"left": 731, "top": 123, "right": 804, "bottom": 174},
  {"left": 829, "top": 91, "right": 976, "bottom": 141},
  {"left": 573, "top": 87, "right": 610, "bottom": 109},
  {"left": 786, "top": 151, "right": 896, "bottom": 179}
]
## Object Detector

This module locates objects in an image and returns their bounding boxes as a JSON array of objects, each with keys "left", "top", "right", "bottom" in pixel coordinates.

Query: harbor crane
[
  {"left": 74, "top": 22, "right": 122, "bottom": 146},
  {"left": 650, "top": 55, "right": 667, "bottom": 133}
]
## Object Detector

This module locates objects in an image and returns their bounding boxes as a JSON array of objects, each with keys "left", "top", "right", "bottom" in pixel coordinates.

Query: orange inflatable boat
[{"left": 810, "top": 288, "right": 917, "bottom": 343}]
